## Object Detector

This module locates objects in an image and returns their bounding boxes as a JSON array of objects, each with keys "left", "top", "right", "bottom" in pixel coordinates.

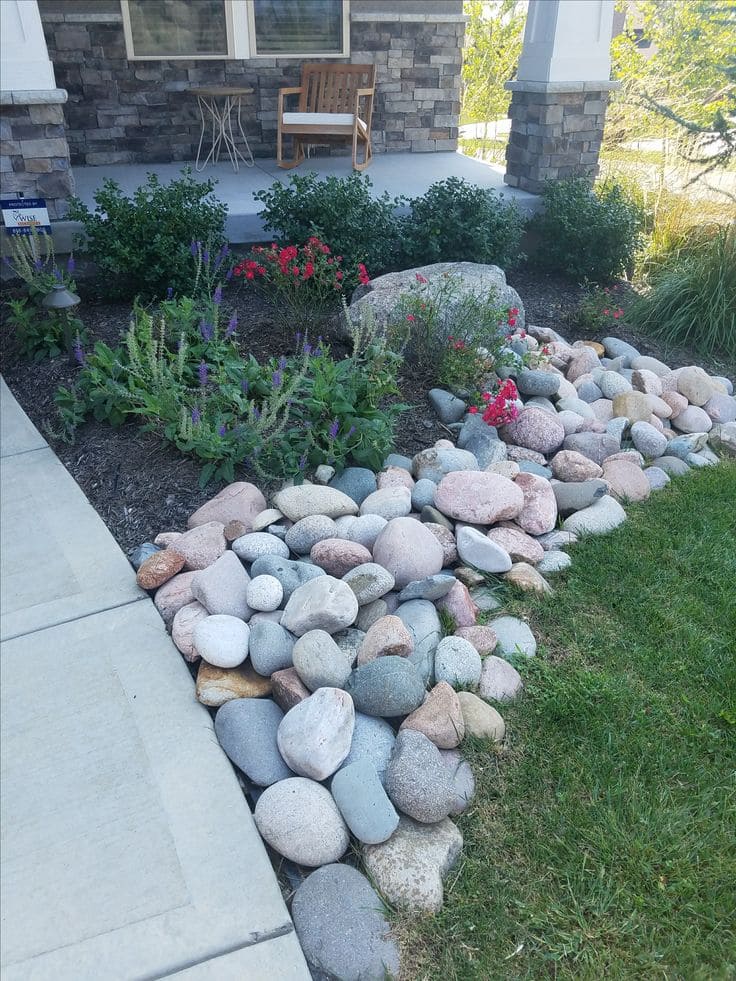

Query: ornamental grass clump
[{"left": 234, "top": 236, "right": 370, "bottom": 329}]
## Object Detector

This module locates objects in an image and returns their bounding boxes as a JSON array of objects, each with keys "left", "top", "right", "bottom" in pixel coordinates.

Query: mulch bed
[{"left": 1, "top": 265, "right": 730, "bottom": 556}]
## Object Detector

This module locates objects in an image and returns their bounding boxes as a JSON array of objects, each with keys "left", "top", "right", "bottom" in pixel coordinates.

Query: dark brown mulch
[{"left": 1, "top": 265, "right": 730, "bottom": 556}]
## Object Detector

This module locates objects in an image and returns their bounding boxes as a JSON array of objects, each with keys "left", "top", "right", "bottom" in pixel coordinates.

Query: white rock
[
  {"left": 246, "top": 574, "right": 283, "bottom": 612},
  {"left": 277, "top": 688, "right": 355, "bottom": 780},
  {"left": 192, "top": 614, "right": 250, "bottom": 668}
]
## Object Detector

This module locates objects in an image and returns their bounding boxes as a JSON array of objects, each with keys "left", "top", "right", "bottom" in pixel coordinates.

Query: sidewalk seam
[
  {"left": 1, "top": 594, "right": 148, "bottom": 642},
  {"left": 0, "top": 444, "right": 49, "bottom": 460}
]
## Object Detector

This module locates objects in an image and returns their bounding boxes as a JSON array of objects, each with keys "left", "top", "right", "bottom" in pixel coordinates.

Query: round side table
[{"left": 191, "top": 86, "right": 255, "bottom": 172}]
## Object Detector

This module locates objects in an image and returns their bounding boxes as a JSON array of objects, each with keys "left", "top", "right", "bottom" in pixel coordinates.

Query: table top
[{"left": 190, "top": 87, "right": 255, "bottom": 98}]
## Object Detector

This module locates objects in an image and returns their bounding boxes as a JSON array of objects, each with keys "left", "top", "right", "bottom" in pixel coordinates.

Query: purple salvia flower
[
  {"left": 225, "top": 266, "right": 234, "bottom": 281},
  {"left": 298, "top": 452, "right": 307, "bottom": 470},
  {"left": 203, "top": 248, "right": 210, "bottom": 264},
  {"left": 166, "top": 286, "right": 173, "bottom": 299},
  {"left": 191, "top": 407, "right": 201, "bottom": 425},
  {"left": 33, "top": 258, "right": 43, "bottom": 271},
  {"left": 73, "top": 336, "right": 86, "bottom": 366},
  {"left": 328, "top": 418, "right": 339, "bottom": 441},
  {"left": 226, "top": 314, "right": 238, "bottom": 337},
  {"left": 199, "top": 319, "right": 213, "bottom": 342},
  {"left": 278, "top": 355, "right": 287, "bottom": 371},
  {"left": 218, "top": 424, "right": 227, "bottom": 437},
  {"left": 67, "top": 254, "right": 76, "bottom": 274},
  {"left": 347, "top": 425, "right": 356, "bottom": 438},
  {"left": 190, "top": 240, "right": 199, "bottom": 257},
  {"left": 198, "top": 360, "right": 209, "bottom": 386},
  {"left": 54, "top": 268, "right": 63, "bottom": 282},
  {"left": 212, "top": 285, "right": 222, "bottom": 305},
  {"left": 241, "top": 378, "right": 249, "bottom": 395},
  {"left": 252, "top": 406, "right": 260, "bottom": 421},
  {"left": 314, "top": 346, "right": 322, "bottom": 358},
  {"left": 303, "top": 342, "right": 312, "bottom": 356},
  {"left": 295, "top": 331, "right": 302, "bottom": 349},
  {"left": 272, "top": 369, "right": 282, "bottom": 389}
]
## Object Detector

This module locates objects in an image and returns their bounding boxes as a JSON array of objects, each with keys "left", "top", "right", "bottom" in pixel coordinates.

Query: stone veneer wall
[
  {"left": 39, "top": 8, "right": 464, "bottom": 166},
  {"left": 504, "top": 82, "right": 617, "bottom": 194},
  {"left": 0, "top": 90, "right": 75, "bottom": 219}
]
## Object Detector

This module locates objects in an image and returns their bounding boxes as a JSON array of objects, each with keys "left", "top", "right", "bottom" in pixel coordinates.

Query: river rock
[
  {"left": 342, "top": 562, "right": 395, "bottom": 605},
  {"left": 248, "top": 620, "right": 295, "bottom": 675},
  {"left": 190, "top": 550, "right": 251, "bottom": 619},
  {"left": 395, "top": 600, "right": 442, "bottom": 668},
  {"left": 455, "top": 525, "right": 511, "bottom": 573},
  {"left": 214, "top": 697, "right": 292, "bottom": 785},
  {"left": 284, "top": 514, "right": 338, "bottom": 555},
  {"left": 330, "top": 761, "right": 400, "bottom": 846},
  {"left": 232, "top": 532, "right": 289, "bottom": 563},
  {"left": 562, "top": 432, "right": 620, "bottom": 466},
  {"left": 602, "top": 459, "right": 651, "bottom": 502},
  {"left": 478, "top": 655, "right": 524, "bottom": 702},
  {"left": 630, "top": 421, "right": 668, "bottom": 458},
  {"left": 437, "top": 579, "right": 479, "bottom": 629},
  {"left": 536, "top": 550, "right": 572, "bottom": 574},
  {"left": 342, "top": 513, "right": 388, "bottom": 550},
  {"left": 552, "top": 479, "right": 607, "bottom": 514},
  {"left": 153, "top": 571, "right": 197, "bottom": 627},
  {"left": 677, "top": 365, "right": 716, "bottom": 406},
  {"left": 344, "top": 656, "right": 426, "bottom": 717},
  {"left": 358, "top": 615, "right": 414, "bottom": 664},
  {"left": 192, "top": 614, "right": 250, "bottom": 668},
  {"left": 490, "top": 615, "right": 537, "bottom": 657},
  {"left": 280, "top": 575, "right": 359, "bottom": 636},
  {"left": 429, "top": 388, "right": 467, "bottom": 423},
  {"left": 340, "top": 712, "right": 396, "bottom": 784},
  {"left": 363, "top": 816, "right": 463, "bottom": 913},
  {"left": 254, "top": 778, "right": 349, "bottom": 865},
  {"left": 457, "top": 691, "right": 505, "bottom": 740},
  {"left": 273, "top": 484, "right": 358, "bottom": 521},
  {"left": 277, "top": 687, "right": 354, "bottom": 780},
  {"left": 517, "top": 368, "right": 561, "bottom": 397},
  {"left": 671, "top": 405, "right": 712, "bottom": 434},
  {"left": 329, "top": 466, "right": 378, "bottom": 506},
  {"left": 441, "top": 748, "right": 476, "bottom": 815},
  {"left": 359, "top": 486, "right": 412, "bottom": 520},
  {"left": 501, "top": 406, "right": 565, "bottom": 454},
  {"left": 400, "top": 681, "right": 465, "bottom": 749},
  {"left": 245, "top": 574, "right": 283, "bottom": 612},
  {"left": 703, "top": 392, "right": 736, "bottom": 424},
  {"left": 562, "top": 494, "right": 627, "bottom": 535},
  {"left": 310, "top": 538, "right": 372, "bottom": 577},
  {"left": 550, "top": 450, "right": 603, "bottom": 481},
  {"left": 196, "top": 660, "right": 271, "bottom": 707},
  {"left": 173, "top": 521, "right": 226, "bottom": 571},
  {"left": 514, "top": 472, "right": 557, "bottom": 535},
  {"left": 412, "top": 447, "right": 480, "bottom": 483},
  {"left": 384, "top": 730, "right": 455, "bottom": 823},
  {"left": 505, "top": 562, "right": 553, "bottom": 596},
  {"left": 372, "top": 517, "right": 444, "bottom": 589},
  {"left": 271, "top": 666, "right": 310, "bottom": 712},
  {"left": 434, "top": 471, "right": 524, "bottom": 524},
  {"left": 136, "top": 549, "right": 185, "bottom": 590},
  {"left": 434, "top": 636, "right": 482, "bottom": 689},
  {"left": 187, "top": 481, "right": 266, "bottom": 531},
  {"left": 171, "top": 600, "right": 209, "bottom": 661},
  {"left": 292, "top": 630, "right": 353, "bottom": 690}
]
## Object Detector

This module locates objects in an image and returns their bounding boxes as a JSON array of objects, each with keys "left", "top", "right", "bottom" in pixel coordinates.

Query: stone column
[
  {"left": 504, "top": 0, "right": 618, "bottom": 193},
  {"left": 0, "top": 0, "right": 74, "bottom": 219}
]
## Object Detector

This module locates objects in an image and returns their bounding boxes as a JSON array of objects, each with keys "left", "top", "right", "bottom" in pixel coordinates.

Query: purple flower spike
[
  {"left": 203, "top": 248, "right": 210, "bottom": 265},
  {"left": 198, "top": 360, "right": 209, "bottom": 386},
  {"left": 191, "top": 407, "right": 201, "bottom": 425},
  {"left": 226, "top": 314, "right": 238, "bottom": 337},
  {"left": 298, "top": 452, "right": 307, "bottom": 470},
  {"left": 33, "top": 258, "right": 43, "bottom": 271},
  {"left": 166, "top": 286, "right": 174, "bottom": 299},
  {"left": 303, "top": 342, "right": 312, "bottom": 357},
  {"left": 190, "top": 240, "right": 199, "bottom": 257},
  {"left": 347, "top": 425, "right": 356, "bottom": 438},
  {"left": 67, "top": 254, "right": 76, "bottom": 274},
  {"left": 218, "top": 424, "right": 227, "bottom": 437},
  {"left": 241, "top": 378, "right": 249, "bottom": 395},
  {"left": 199, "top": 319, "right": 213, "bottom": 342},
  {"left": 278, "top": 355, "right": 287, "bottom": 371},
  {"left": 212, "top": 285, "right": 222, "bottom": 305},
  {"left": 328, "top": 418, "right": 339, "bottom": 441},
  {"left": 73, "top": 337, "right": 86, "bottom": 366},
  {"left": 252, "top": 406, "right": 260, "bottom": 421},
  {"left": 272, "top": 369, "right": 282, "bottom": 389},
  {"left": 225, "top": 266, "right": 234, "bottom": 281},
  {"left": 295, "top": 331, "right": 302, "bottom": 349},
  {"left": 53, "top": 268, "right": 63, "bottom": 282}
]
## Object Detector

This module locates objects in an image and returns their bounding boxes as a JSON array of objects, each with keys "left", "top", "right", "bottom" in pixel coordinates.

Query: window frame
[{"left": 246, "top": 0, "right": 350, "bottom": 59}]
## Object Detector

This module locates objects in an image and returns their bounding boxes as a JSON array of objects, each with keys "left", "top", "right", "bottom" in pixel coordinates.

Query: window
[
  {"left": 121, "top": 1, "right": 349, "bottom": 61},
  {"left": 249, "top": 0, "right": 349, "bottom": 57}
]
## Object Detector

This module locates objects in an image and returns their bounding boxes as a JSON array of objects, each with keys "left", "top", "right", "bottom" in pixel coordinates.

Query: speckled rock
[
  {"left": 245, "top": 574, "right": 283, "bottom": 612},
  {"left": 232, "top": 532, "right": 289, "bottom": 563},
  {"left": 424, "top": 523, "right": 458, "bottom": 565},
  {"left": 273, "top": 484, "right": 359, "bottom": 522},
  {"left": 310, "top": 538, "right": 373, "bottom": 578},
  {"left": 136, "top": 549, "right": 185, "bottom": 590},
  {"left": 172, "top": 521, "right": 227, "bottom": 571},
  {"left": 191, "top": 550, "right": 251, "bottom": 619},
  {"left": 400, "top": 682, "right": 465, "bottom": 749},
  {"left": 490, "top": 615, "right": 537, "bottom": 657},
  {"left": 434, "top": 636, "right": 482, "bottom": 689},
  {"left": 434, "top": 471, "right": 524, "bottom": 524},
  {"left": 372, "top": 517, "right": 444, "bottom": 589},
  {"left": 501, "top": 406, "right": 565, "bottom": 454},
  {"left": 343, "top": 562, "right": 395, "bottom": 605},
  {"left": 536, "top": 550, "right": 572, "bottom": 574},
  {"left": 562, "top": 432, "right": 620, "bottom": 467},
  {"left": 644, "top": 466, "right": 671, "bottom": 491},
  {"left": 328, "top": 466, "right": 378, "bottom": 506},
  {"left": 254, "top": 778, "right": 349, "bottom": 865},
  {"left": 196, "top": 659, "right": 271, "bottom": 706},
  {"left": 187, "top": 481, "right": 266, "bottom": 531},
  {"left": 562, "top": 495, "right": 627, "bottom": 535},
  {"left": 359, "top": 486, "right": 412, "bottom": 520},
  {"left": 436, "top": 579, "right": 479, "bottom": 628},
  {"left": 602, "top": 459, "right": 651, "bottom": 502},
  {"left": 248, "top": 620, "right": 295, "bottom": 675},
  {"left": 284, "top": 514, "right": 339, "bottom": 555},
  {"left": 340, "top": 712, "right": 396, "bottom": 785},
  {"left": 412, "top": 446, "right": 480, "bottom": 483},
  {"left": 671, "top": 405, "right": 713, "bottom": 434},
  {"left": 171, "top": 600, "right": 209, "bottom": 661},
  {"left": 676, "top": 365, "right": 716, "bottom": 406},
  {"left": 550, "top": 450, "right": 603, "bottom": 481},
  {"left": 479, "top": 655, "right": 524, "bottom": 702},
  {"left": 630, "top": 421, "right": 668, "bottom": 459},
  {"left": 292, "top": 630, "right": 353, "bottom": 690},
  {"left": 344, "top": 656, "right": 426, "bottom": 717},
  {"left": 215, "top": 697, "right": 292, "bottom": 786},
  {"left": 377, "top": 466, "right": 415, "bottom": 492},
  {"left": 153, "top": 571, "right": 197, "bottom": 627},
  {"left": 280, "top": 575, "right": 359, "bottom": 636},
  {"left": 703, "top": 392, "right": 736, "bottom": 424},
  {"left": 454, "top": 625, "right": 498, "bottom": 655},
  {"left": 329, "top": 763, "right": 400, "bottom": 848},
  {"left": 341, "top": 513, "right": 388, "bottom": 550},
  {"left": 384, "top": 730, "right": 455, "bottom": 823},
  {"left": 358, "top": 615, "right": 414, "bottom": 664},
  {"left": 514, "top": 472, "right": 558, "bottom": 535},
  {"left": 277, "top": 687, "right": 354, "bottom": 780},
  {"left": 457, "top": 691, "right": 505, "bottom": 740},
  {"left": 485, "top": 527, "right": 544, "bottom": 565}
]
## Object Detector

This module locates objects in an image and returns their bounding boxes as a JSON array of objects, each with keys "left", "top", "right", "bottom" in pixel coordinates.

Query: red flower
[
  {"left": 415, "top": 273, "right": 428, "bottom": 283},
  {"left": 603, "top": 308, "right": 610, "bottom": 315},
  {"left": 406, "top": 314, "right": 415, "bottom": 322},
  {"left": 509, "top": 307, "right": 519, "bottom": 316},
  {"left": 357, "top": 262, "right": 370, "bottom": 286},
  {"left": 468, "top": 406, "right": 478, "bottom": 414},
  {"left": 336, "top": 270, "right": 344, "bottom": 281},
  {"left": 303, "top": 261, "right": 315, "bottom": 279},
  {"left": 508, "top": 317, "right": 517, "bottom": 328}
]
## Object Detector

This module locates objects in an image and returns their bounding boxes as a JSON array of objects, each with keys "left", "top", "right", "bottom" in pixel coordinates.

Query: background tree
[{"left": 461, "top": 0, "right": 526, "bottom": 136}]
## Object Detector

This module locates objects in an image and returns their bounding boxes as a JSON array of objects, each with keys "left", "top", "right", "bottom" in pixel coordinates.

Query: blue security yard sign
[{"left": 0, "top": 198, "right": 52, "bottom": 236}]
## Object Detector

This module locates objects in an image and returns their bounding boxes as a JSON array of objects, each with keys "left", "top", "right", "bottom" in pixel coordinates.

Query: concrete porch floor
[{"left": 68, "top": 151, "right": 541, "bottom": 246}]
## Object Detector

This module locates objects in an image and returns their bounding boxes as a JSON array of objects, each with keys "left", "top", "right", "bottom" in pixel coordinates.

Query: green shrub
[
  {"left": 56, "top": 292, "right": 406, "bottom": 484},
  {"left": 403, "top": 177, "right": 525, "bottom": 269},
  {"left": 6, "top": 296, "right": 86, "bottom": 362},
  {"left": 533, "top": 177, "right": 644, "bottom": 282},
  {"left": 255, "top": 172, "right": 402, "bottom": 278},
  {"left": 67, "top": 169, "right": 227, "bottom": 301},
  {"left": 628, "top": 223, "right": 736, "bottom": 359}
]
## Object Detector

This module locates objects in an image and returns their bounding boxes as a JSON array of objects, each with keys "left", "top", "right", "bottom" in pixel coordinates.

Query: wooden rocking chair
[{"left": 277, "top": 63, "right": 375, "bottom": 171}]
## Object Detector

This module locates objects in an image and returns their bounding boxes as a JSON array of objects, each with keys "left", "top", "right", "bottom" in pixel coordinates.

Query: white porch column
[
  {"left": 0, "top": 0, "right": 73, "bottom": 220},
  {"left": 504, "top": 0, "right": 618, "bottom": 193}
]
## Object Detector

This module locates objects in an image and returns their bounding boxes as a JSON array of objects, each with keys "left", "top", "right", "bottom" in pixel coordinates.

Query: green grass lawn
[{"left": 401, "top": 462, "right": 736, "bottom": 980}]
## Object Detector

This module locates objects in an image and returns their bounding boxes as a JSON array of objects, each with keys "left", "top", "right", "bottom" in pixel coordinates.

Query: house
[{"left": 1, "top": 0, "right": 618, "bottom": 222}]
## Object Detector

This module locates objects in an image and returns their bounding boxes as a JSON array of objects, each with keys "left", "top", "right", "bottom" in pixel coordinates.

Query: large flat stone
[
  {"left": 0, "top": 446, "right": 143, "bottom": 640},
  {"left": 0, "top": 601, "right": 299, "bottom": 981}
]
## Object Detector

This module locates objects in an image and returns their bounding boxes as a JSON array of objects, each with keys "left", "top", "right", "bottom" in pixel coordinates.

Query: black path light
[{"left": 42, "top": 280, "right": 81, "bottom": 361}]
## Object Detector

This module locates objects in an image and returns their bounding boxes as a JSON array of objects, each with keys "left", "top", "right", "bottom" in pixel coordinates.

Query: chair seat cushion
[{"left": 283, "top": 112, "right": 367, "bottom": 132}]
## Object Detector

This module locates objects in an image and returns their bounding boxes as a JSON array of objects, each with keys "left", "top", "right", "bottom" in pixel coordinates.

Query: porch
[{"left": 65, "top": 150, "right": 542, "bottom": 248}]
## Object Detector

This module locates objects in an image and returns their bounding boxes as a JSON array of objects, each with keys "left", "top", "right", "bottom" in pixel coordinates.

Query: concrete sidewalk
[{"left": 0, "top": 378, "right": 309, "bottom": 980}]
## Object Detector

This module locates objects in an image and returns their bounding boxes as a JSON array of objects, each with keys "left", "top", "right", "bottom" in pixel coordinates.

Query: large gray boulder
[{"left": 348, "top": 261, "right": 524, "bottom": 337}]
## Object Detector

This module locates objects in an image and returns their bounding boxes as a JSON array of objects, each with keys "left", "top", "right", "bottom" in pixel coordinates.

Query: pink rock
[
  {"left": 550, "top": 450, "right": 603, "bottom": 482},
  {"left": 661, "top": 391, "right": 688, "bottom": 417},
  {"left": 187, "top": 481, "right": 266, "bottom": 531},
  {"left": 500, "top": 407, "right": 565, "bottom": 455},
  {"left": 171, "top": 521, "right": 227, "bottom": 571},
  {"left": 505, "top": 444, "right": 547, "bottom": 465},
  {"left": 310, "top": 538, "right": 373, "bottom": 578},
  {"left": 649, "top": 395, "right": 673, "bottom": 419},
  {"left": 434, "top": 471, "right": 524, "bottom": 525},
  {"left": 437, "top": 580, "right": 478, "bottom": 628},
  {"left": 377, "top": 466, "right": 415, "bottom": 491},
  {"left": 631, "top": 369, "right": 663, "bottom": 396},
  {"left": 154, "top": 571, "right": 197, "bottom": 628},
  {"left": 566, "top": 347, "right": 601, "bottom": 382},
  {"left": 358, "top": 615, "right": 414, "bottom": 664},
  {"left": 602, "top": 460, "right": 651, "bottom": 502},
  {"left": 372, "top": 517, "right": 445, "bottom": 588},
  {"left": 590, "top": 399, "right": 614, "bottom": 423},
  {"left": 400, "top": 682, "right": 465, "bottom": 749},
  {"left": 671, "top": 405, "right": 713, "bottom": 434},
  {"left": 154, "top": 531, "right": 182, "bottom": 547},
  {"left": 486, "top": 527, "right": 544, "bottom": 565},
  {"left": 703, "top": 393, "right": 736, "bottom": 424},
  {"left": 424, "top": 523, "right": 458, "bottom": 565},
  {"left": 479, "top": 655, "right": 523, "bottom": 702},
  {"left": 172, "top": 600, "right": 209, "bottom": 661},
  {"left": 514, "top": 473, "right": 557, "bottom": 535},
  {"left": 455, "top": 625, "right": 498, "bottom": 655}
]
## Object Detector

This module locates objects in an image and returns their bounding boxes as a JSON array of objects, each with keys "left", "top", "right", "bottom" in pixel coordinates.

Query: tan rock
[
  {"left": 579, "top": 340, "right": 605, "bottom": 356},
  {"left": 456, "top": 691, "right": 505, "bottom": 741},
  {"left": 196, "top": 660, "right": 272, "bottom": 707},
  {"left": 454, "top": 566, "right": 486, "bottom": 588},
  {"left": 677, "top": 366, "right": 715, "bottom": 406},
  {"left": 153, "top": 571, "right": 197, "bottom": 628},
  {"left": 454, "top": 625, "right": 498, "bottom": 655},
  {"left": 136, "top": 549, "right": 185, "bottom": 589},
  {"left": 358, "top": 615, "right": 414, "bottom": 664},
  {"left": 424, "top": 523, "right": 458, "bottom": 565},
  {"left": 171, "top": 600, "right": 209, "bottom": 661},
  {"left": 223, "top": 519, "right": 249, "bottom": 542},
  {"left": 612, "top": 391, "right": 653, "bottom": 423},
  {"left": 400, "top": 682, "right": 465, "bottom": 749},
  {"left": 550, "top": 450, "right": 603, "bottom": 482},
  {"left": 504, "top": 562, "right": 553, "bottom": 596},
  {"left": 188, "top": 481, "right": 266, "bottom": 531},
  {"left": 486, "top": 527, "right": 544, "bottom": 565},
  {"left": 172, "top": 521, "right": 227, "bottom": 571}
]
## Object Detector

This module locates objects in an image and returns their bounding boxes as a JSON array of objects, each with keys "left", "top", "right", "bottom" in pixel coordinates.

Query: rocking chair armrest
[
  {"left": 354, "top": 87, "right": 374, "bottom": 129},
  {"left": 278, "top": 86, "right": 304, "bottom": 113}
]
